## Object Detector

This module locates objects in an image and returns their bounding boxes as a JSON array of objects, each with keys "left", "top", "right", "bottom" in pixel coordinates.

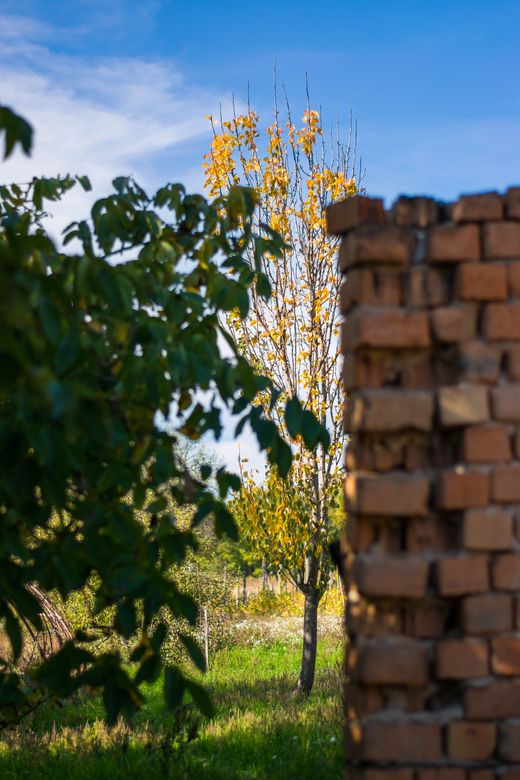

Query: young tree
[
  {"left": 0, "top": 106, "right": 325, "bottom": 725},
  {"left": 204, "top": 94, "right": 361, "bottom": 692}
]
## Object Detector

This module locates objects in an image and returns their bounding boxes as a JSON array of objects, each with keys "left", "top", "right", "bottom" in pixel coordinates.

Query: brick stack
[{"left": 327, "top": 188, "right": 520, "bottom": 779}]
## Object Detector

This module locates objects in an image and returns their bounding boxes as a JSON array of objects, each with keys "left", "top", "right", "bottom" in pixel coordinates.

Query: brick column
[{"left": 327, "top": 189, "right": 520, "bottom": 779}]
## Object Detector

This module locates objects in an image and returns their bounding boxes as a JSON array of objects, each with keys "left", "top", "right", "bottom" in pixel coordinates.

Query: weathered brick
[
  {"left": 344, "top": 309, "right": 431, "bottom": 350},
  {"left": 436, "top": 638, "right": 488, "bottom": 679},
  {"left": 516, "top": 428, "right": 520, "bottom": 458},
  {"left": 508, "top": 347, "right": 520, "bottom": 382},
  {"left": 345, "top": 390, "right": 433, "bottom": 433},
  {"left": 429, "top": 223, "right": 480, "bottom": 262},
  {"left": 492, "top": 387, "right": 520, "bottom": 422},
  {"left": 339, "top": 226, "right": 413, "bottom": 270},
  {"left": 457, "top": 263, "right": 508, "bottom": 301},
  {"left": 453, "top": 192, "right": 503, "bottom": 223},
  {"left": 431, "top": 305, "right": 477, "bottom": 343},
  {"left": 492, "top": 636, "right": 520, "bottom": 675},
  {"left": 447, "top": 720, "right": 496, "bottom": 760},
  {"left": 463, "top": 508, "right": 513, "bottom": 551},
  {"left": 347, "top": 596, "right": 402, "bottom": 638},
  {"left": 417, "top": 771, "right": 466, "bottom": 780},
  {"left": 438, "top": 385, "right": 489, "bottom": 426},
  {"left": 467, "top": 771, "right": 495, "bottom": 780},
  {"left": 361, "top": 721, "right": 442, "bottom": 762},
  {"left": 342, "top": 352, "right": 387, "bottom": 390},
  {"left": 509, "top": 263, "right": 520, "bottom": 297},
  {"left": 356, "top": 637, "right": 428, "bottom": 685},
  {"left": 403, "top": 603, "right": 448, "bottom": 638},
  {"left": 492, "top": 465, "right": 520, "bottom": 502},
  {"left": 493, "top": 554, "right": 520, "bottom": 590},
  {"left": 484, "top": 303, "right": 520, "bottom": 341},
  {"left": 345, "top": 473, "right": 430, "bottom": 516},
  {"left": 339, "top": 270, "right": 402, "bottom": 312},
  {"left": 463, "top": 593, "right": 513, "bottom": 634},
  {"left": 465, "top": 679, "right": 520, "bottom": 719},
  {"left": 505, "top": 186, "right": 520, "bottom": 220},
  {"left": 392, "top": 196, "right": 439, "bottom": 228},
  {"left": 483, "top": 221, "right": 520, "bottom": 259},
  {"left": 326, "top": 195, "right": 385, "bottom": 235},
  {"left": 459, "top": 342, "right": 501, "bottom": 384},
  {"left": 354, "top": 555, "right": 429, "bottom": 599},
  {"left": 499, "top": 721, "right": 520, "bottom": 761},
  {"left": 437, "top": 555, "right": 489, "bottom": 596},
  {"left": 364, "top": 771, "right": 414, "bottom": 780},
  {"left": 437, "top": 470, "right": 490, "bottom": 509},
  {"left": 406, "top": 268, "right": 449, "bottom": 308},
  {"left": 463, "top": 424, "right": 512, "bottom": 463}
]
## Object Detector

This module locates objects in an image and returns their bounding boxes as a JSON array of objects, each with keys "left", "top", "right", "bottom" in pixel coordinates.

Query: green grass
[{"left": 0, "top": 634, "right": 344, "bottom": 779}]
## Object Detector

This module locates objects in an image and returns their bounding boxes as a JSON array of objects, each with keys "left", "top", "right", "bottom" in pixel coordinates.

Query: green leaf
[
  {"left": 185, "top": 678, "right": 214, "bottom": 718},
  {"left": 0, "top": 106, "right": 33, "bottom": 159},
  {"left": 179, "top": 634, "right": 206, "bottom": 672}
]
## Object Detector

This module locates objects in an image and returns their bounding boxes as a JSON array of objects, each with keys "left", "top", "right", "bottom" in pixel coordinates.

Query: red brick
[
  {"left": 499, "top": 721, "right": 520, "bottom": 761},
  {"left": 436, "top": 638, "right": 488, "bottom": 679},
  {"left": 505, "top": 186, "right": 520, "bottom": 220},
  {"left": 344, "top": 309, "right": 431, "bottom": 350},
  {"left": 345, "top": 473, "right": 430, "bottom": 516},
  {"left": 516, "top": 428, "right": 520, "bottom": 458},
  {"left": 493, "top": 554, "right": 520, "bottom": 590},
  {"left": 356, "top": 637, "right": 428, "bottom": 685},
  {"left": 417, "top": 771, "right": 466, "bottom": 780},
  {"left": 429, "top": 223, "right": 480, "bottom": 262},
  {"left": 492, "top": 636, "right": 520, "bottom": 675},
  {"left": 437, "top": 555, "right": 489, "bottom": 596},
  {"left": 468, "top": 771, "right": 495, "bottom": 780},
  {"left": 345, "top": 390, "right": 433, "bottom": 433},
  {"left": 463, "top": 593, "right": 513, "bottom": 634},
  {"left": 492, "top": 387, "right": 520, "bottom": 422},
  {"left": 453, "top": 192, "right": 503, "bottom": 223},
  {"left": 392, "top": 196, "right": 439, "bottom": 228},
  {"left": 406, "top": 268, "right": 450, "bottom": 308},
  {"left": 457, "top": 263, "right": 508, "bottom": 301},
  {"left": 361, "top": 721, "right": 442, "bottom": 762},
  {"left": 339, "top": 270, "right": 402, "bottom": 312},
  {"left": 339, "top": 226, "right": 413, "bottom": 270},
  {"left": 492, "top": 465, "right": 520, "bottom": 502},
  {"left": 484, "top": 303, "right": 520, "bottom": 341},
  {"left": 347, "top": 596, "right": 402, "bottom": 638},
  {"left": 508, "top": 347, "right": 520, "bottom": 382},
  {"left": 403, "top": 603, "right": 448, "bottom": 638},
  {"left": 437, "top": 471, "right": 490, "bottom": 509},
  {"left": 342, "top": 352, "right": 387, "bottom": 390},
  {"left": 465, "top": 679, "right": 520, "bottom": 719},
  {"left": 364, "top": 771, "right": 414, "bottom": 780},
  {"left": 326, "top": 194, "right": 385, "bottom": 235},
  {"left": 459, "top": 342, "right": 501, "bottom": 384},
  {"left": 484, "top": 221, "right": 520, "bottom": 259},
  {"left": 438, "top": 385, "right": 489, "bottom": 426},
  {"left": 431, "top": 305, "right": 477, "bottom": 342},
  {"left": 447, "top": 720, "right": 496, "bottom": 760},
  {"left": 463, "top": 508, "right": 513, "bottom": 551},
  {"left": 354, "top": 555, "right": 429, "bottom": 599},
  {"left": 509, "top": 263, "right": 520, "bottom": 297},
  {"left": 463, "top": 424, "right": 512, "bottom": 463}
]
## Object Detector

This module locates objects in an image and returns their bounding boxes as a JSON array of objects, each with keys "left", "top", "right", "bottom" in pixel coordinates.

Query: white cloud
[
  {"left": 0, "top": 13, "right": 232, "bottom": 239},
  {"left": 0, "top": 13, "right": 264, "bottom": 474}
]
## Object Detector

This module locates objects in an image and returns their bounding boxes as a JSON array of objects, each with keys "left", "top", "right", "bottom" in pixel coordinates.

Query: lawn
[{"left": 0, "top": 629, "right": 344, "bottom": 779}]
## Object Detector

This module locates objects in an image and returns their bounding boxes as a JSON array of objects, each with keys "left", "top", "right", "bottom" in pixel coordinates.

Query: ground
[{"left": 0, "top": 615, "right": 344, "bottom": 780}]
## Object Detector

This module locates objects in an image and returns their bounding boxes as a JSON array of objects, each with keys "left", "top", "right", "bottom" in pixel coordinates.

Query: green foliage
[
  {"left": 0, "top": 109, "right": 327, "bottom": 725},
  {"left": 0, "top": 635, "right": 343, "bottom": 779}
]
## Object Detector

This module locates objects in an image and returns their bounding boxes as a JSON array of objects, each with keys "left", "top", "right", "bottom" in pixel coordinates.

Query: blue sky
[{"left": 1, "top": 0, "right": 519, "bottom": 469}]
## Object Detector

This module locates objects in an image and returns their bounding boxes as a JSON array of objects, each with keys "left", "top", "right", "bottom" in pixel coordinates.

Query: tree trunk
[{"left": 296, "top": 587, "right": 319, "bottom": 694}]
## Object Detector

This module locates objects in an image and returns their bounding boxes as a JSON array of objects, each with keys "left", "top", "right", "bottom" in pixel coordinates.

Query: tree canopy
[{"left": 0, "top": 106, "right": 325, "bottom": 725}]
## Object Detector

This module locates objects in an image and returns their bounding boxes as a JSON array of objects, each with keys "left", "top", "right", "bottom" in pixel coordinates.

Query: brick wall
[{"left": 327, "top": 188, "right": 520, "bottom": 778}]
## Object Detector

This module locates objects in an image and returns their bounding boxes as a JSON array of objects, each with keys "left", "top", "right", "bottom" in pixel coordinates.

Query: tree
[
  {"left": 0, "top": 106, "right": 325, "bottom": 725},
  {"left": 204, "top": 93, "right": 361, "bottom": 692}
]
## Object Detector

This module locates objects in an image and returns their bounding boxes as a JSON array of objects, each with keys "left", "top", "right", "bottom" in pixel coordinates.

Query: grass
[{"left": 0, "top": 630, "right": 344, "bottom": 779}]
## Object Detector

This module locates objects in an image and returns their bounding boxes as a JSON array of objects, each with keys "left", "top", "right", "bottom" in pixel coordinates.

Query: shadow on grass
[{"left": 0, "top": 647, "right": 344, "bottom": 780}]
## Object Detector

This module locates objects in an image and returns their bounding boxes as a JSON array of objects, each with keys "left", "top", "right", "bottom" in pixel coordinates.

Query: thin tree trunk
[{"left": 296, "top": 586, "right": 319, "bottom": 694}]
